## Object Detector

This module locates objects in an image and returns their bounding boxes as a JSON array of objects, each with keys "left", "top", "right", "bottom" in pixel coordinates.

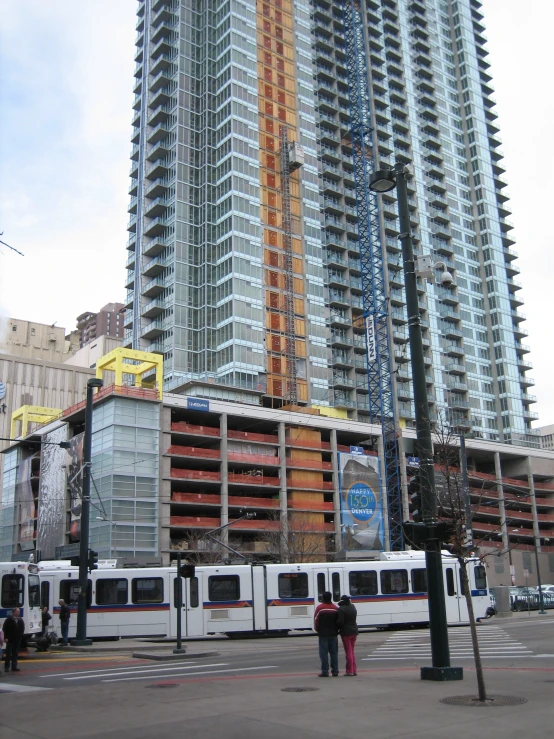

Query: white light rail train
[
  {"left": 1, "top": 561, "right": 42, "bottom": 643},
  {"left": 37, "top": 551, "right": 491, "bottom": 641}
]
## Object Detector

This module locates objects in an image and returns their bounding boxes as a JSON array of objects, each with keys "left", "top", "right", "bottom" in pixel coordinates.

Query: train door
[
  {"left": 312, "top": 567, "right": 343, "bottom": 605},
  {"left": 444, "top": 564, "right": 463, "bottom": 623},
  {"left": 184, "top": 574, "right": 204, "bottom": 637}
]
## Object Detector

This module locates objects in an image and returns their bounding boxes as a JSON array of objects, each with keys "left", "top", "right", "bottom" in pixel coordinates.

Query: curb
[{"left": 132, "top": 650, "right": 220, "bottom": 661}]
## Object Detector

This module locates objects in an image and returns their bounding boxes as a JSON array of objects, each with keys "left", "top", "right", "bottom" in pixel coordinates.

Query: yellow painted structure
[
  {"left": 11, "top": 406, "right": 62, "bottom": 439},
  {"left": 312, "top": 406, "right": 349, "bottom": 420},
  {"left": 95, "top": 348, "right": 164, "bottom": 400}
]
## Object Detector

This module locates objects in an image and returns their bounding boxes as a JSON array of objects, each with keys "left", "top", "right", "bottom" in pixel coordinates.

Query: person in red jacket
[{"left": 314, "top": 591, "right": 339, "bottom": 677}]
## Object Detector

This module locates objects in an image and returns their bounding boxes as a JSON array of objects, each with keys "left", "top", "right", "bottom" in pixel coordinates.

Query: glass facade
[
  {"left": 89, "top": 397, "right": 160, "bottom": 559},
  {"left": 0, "top": 448, "right": 19, "bottom": 560},
  {"left": 127, "top": 0, "right": 537, "bottom": 445}
]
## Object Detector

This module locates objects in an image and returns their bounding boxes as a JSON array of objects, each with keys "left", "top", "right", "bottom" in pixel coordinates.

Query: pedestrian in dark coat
[
  {"left": 314, "top": 591, "right": 339, "bottom": 677},
  {"left": 3, "top": 607, "right": 25, "bottom": 673},
  {"left": 58, "top": 599, "right": 71, "bottom": 646},
  {"left": 337, "top": 594, "right": 358, "bottom": 676},
  {"left": 41, "top": 607, "right": 52, "bottom": 637}
]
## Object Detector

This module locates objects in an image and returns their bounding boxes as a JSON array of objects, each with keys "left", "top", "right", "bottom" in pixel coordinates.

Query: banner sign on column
[{"left": 339, "top": 453, "right": 384, "bottom": 551}]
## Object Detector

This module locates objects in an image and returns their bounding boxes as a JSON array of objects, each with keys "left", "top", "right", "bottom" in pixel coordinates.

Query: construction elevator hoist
[{"left": 341, "top": 0, "right": 403, "bottom": 550}]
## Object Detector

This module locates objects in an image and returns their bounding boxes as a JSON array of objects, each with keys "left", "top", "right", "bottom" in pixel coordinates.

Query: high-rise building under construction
[{"left": 125, "top": 0, "right": 538, "bottom": 448}]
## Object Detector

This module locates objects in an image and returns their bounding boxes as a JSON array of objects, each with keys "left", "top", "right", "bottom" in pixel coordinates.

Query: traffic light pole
[
  {"left": 73, "top": 378, "right": 103, "bottom": 646},
  {"left": 174, "top": 552, "right": 187, "bottom": 654},
  {"left": 395, "top": 165, "right": 462, "bottom": 682}
]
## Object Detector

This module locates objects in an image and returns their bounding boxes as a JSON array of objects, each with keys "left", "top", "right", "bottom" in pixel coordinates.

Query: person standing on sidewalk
[
  {"left": 3, "top": 607, "right": 25, "bottom": 673},
  {"left": 41, "top": 607, "right": 52, "bottom": 637},
  {"left": 58, "top": 599, "right": 70, "bottom": 646},
  {"left": 314, "top": 591, "right": 339, "bottom": 677},
  {"left": 337, "top": 594, "right": 358, "bottom": 676}
]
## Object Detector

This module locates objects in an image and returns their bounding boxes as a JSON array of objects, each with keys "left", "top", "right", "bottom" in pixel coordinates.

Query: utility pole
[
  {"left": 73, "top": 377, "right": 103, "bottom": 646},
  {"left": 369, "top": 164, "right": 462, "bottom": 682}
]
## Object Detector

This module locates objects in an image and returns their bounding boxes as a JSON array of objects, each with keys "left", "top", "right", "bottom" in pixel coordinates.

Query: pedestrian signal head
[{"left": 180, "top": 563, "right": 195, "bottom": 579}]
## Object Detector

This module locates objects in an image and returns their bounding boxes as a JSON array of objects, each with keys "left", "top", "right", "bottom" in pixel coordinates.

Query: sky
[{"left": 0, "top": 1, "right": 552, "bottom": 426}]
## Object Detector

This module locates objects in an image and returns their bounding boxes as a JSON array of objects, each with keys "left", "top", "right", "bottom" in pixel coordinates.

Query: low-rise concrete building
[{"left": 1, "top": 350, "right": 553, "bottom": 588}]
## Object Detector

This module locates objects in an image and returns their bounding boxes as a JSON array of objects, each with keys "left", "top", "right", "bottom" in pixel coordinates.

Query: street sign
[
  {"left": 55, "top": 543, "right": 81, "bottom": 559},
  {"left": 407, "top": 456, "right": 420, "bottom": 468},
  {"left": 186, "top": 397, "right": 209, "bottom": 412},
  {"left": 523, "top": 568, "right": 529, "bottom": 578},
  {"left": 350, "top": 446, "right": 364, "bottom": 455}
]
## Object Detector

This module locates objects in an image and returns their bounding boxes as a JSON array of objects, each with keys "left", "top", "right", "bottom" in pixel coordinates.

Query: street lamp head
[
  {"left": 88, "top": 378, "right": 104, "bottom": 389},
  {"left": 368, "top": 169, "right": 396, "bottom": 193}
]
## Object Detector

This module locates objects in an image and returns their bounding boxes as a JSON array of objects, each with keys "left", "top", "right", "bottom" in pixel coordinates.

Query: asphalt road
[{"left": 2, "top": 616, "right": 553, "bottom": 692}]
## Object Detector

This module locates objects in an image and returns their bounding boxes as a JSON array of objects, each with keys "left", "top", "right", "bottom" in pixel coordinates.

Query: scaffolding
[
  {"left": 280, "top": 126, "right": 298, "bottom": 405},
  {"left": 342, "top": 0, "right": 403, "bottom": 550}
]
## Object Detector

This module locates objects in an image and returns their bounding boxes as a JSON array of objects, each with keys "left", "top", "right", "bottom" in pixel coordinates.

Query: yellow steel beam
[{"left": 11, "top": 405, "right": 62, "bottom": 438}]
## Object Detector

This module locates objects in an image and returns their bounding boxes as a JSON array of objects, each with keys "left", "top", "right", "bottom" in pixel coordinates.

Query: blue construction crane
[{"left": 341, "top": 0, "right": 403, "bottom": 550}]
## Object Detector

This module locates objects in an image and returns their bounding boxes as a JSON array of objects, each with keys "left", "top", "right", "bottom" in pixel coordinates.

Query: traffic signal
[
  {"left": 402, "top": 521, "right": 428, "bottom": 547},
  {"left": 180, "top": 563, "right": 195, "bottom": 579},
  {"left": 433, "top": 521, "right": 455, "bottom": 543},
  {"left": 409, "top": 472, "right": 422, "bottom": 522},
  {"left": 87, "top": 549, "right": 99, "bottom": 572}
]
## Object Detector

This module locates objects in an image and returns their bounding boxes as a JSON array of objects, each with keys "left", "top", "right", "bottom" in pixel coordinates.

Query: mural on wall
[
  {"left": 16, "top": 455, "right": 36, "bottom": 546},
  {"left": 339, "top": 453, "right": 384, "bottom": 551},
  {"left": 67, "top": 432, "right": 84, "bottom": 542},
  {"left": 37, "top": 425, "right": 69, "bottom": 559}
]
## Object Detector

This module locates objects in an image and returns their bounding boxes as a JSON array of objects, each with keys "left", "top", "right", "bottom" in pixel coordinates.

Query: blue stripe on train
[{"left": 0, "top": 607, "right": 25, "bottom": 618}]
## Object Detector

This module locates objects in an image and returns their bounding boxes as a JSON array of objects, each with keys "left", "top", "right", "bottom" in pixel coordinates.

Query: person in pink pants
[{"left": 337, "top": 594, "right": 358, "bottom": 676}]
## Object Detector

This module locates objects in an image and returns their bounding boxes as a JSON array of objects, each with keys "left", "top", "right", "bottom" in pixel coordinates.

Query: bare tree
[
  {"left": 261, "top": 510, "right": 330, "bottom": 563},
  {"left": 432, "top": 416, "right": 489, "bottom": 703},
  {"left": 171, "top": 531, "right": 223, "bottom": 565}
]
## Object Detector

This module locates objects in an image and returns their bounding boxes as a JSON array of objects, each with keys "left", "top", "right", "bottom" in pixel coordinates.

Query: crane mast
[{"left": 341, "top": 0, "right": 403, "bottom": 550}]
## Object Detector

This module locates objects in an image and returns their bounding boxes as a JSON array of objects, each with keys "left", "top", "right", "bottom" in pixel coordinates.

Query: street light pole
[
  {"left": 369, "top": 163, "right": 462, "bottom": 682},
  {"left": 73, "top": 377, "right": 103, "bottom": 646},
  {"left": 534, "top": 538, "right": 547, "bottom": 615}
]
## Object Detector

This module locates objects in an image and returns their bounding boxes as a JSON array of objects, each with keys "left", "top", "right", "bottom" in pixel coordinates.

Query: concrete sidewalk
[{"left": 1, "top": 663, "right": 552, "bottom": 739}]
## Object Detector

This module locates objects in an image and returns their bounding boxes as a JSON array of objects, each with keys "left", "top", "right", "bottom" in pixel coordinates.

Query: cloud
[
  {"left": 0, "top": 1, "right": 135, "bottom": 329},
  {"left": 483, "top": 0, "right": 554, "bottom": 426}
]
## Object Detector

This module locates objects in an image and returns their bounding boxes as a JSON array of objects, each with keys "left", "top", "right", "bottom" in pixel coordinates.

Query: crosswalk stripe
[
  {"left": 102, "top": 665, "right": 278, "bottom": 684},
  {"left": 0, "top": 683, "right": 52, "bottom": 693},
  {"left": 64, "top": 663, "right": 228, "bottom": 681},
  {"left": 42, "top": 661, "right": 200, "bottom": 678},
  {"left": 365, "top": 625, "right": 533, "bottom": 660}
]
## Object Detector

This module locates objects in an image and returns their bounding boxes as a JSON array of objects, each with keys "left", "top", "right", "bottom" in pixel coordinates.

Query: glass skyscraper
[{"left": 126, "top": 0, "right": 538, "bottom": 447}]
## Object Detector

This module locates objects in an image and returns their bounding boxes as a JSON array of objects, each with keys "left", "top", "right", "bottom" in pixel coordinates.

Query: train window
[
  {"left": 29, "top": 575, "right": 41, "bottom": 607},
  {"left": 380, "top": 569, "right": 409, "bottom": 595},
  {"left": 446, "top": 568, "right": 455, "bottom": 596},
  {"left": 278, "top": 573, "right": 308, "bottom": 599},
  {"left": 459, "top": 570, "right": 466, "bottom": 596},
  {"left": 1, "top": 574, "right": 24, "bottom": 608},
  {"left": 208, "top": 575, "right": 240, "bottom": 602},
  {"left": 349, "top": 570, "right": 377, "bottom": 596},
  {"left": 41, "top": 581, "right": 50, "bottom": 608},
  {"left": 60, "top": 580, "right": 80, "bottom": 606},
  {"left": 332, "top": 572, "right": 341, "bottom": 602},
  {"left": 189, "top": 577, "right": 199, "bottom": 608},
  {"left": 60, "top": 579, "right": 92, "bottom": 608},
  {"left": 474, "top": 565, "right": 487, "bottom": 590},
  {"left": 96, "top": 579, "right": 128, "bottom": 606},
  {"left": 317, "top": 573, "right": 326, "bottom": 602},
  {"left": 132, "top": 578, "right": 163, "bottom": 604},
  {"left": 411, "top": 569, "right": 427, "bottom": 594}
]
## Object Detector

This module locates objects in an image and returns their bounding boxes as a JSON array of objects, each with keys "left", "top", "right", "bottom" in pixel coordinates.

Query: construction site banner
[
  {"left": 37, "top": 425, "right": 68, "bottom": 559},
  {"left": 338, "top": 453, "right": 384, "bottom": 551},
  {"left": 16, "top": 456, "right": 35, "bottom": 545},
  {"left": 67, "top": 432, "right": 84, "bottom": 542}
]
